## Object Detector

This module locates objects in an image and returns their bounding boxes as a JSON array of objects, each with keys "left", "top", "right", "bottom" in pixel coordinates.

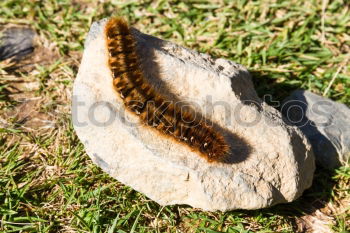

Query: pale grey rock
[
  {"left": 72, "top": 19, "right": 315, "bottom": 211},
  {"left": 282, "top": 90, "right": 350, "bottom": 169}
]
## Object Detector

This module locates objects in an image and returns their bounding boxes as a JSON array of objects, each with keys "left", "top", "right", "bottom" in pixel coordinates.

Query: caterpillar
[{"left": 105, "top": 17, "right": 230, "bottom": 162}]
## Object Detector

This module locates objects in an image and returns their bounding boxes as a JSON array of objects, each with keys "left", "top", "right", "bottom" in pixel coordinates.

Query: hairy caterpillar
[{"left": 105, "top": 17, "right": 230, "bottom": 162}]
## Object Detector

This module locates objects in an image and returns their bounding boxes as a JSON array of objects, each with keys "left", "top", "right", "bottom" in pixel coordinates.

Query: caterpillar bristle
[{"left": 105, "top": 17, "right": 230, "bottom": 163}]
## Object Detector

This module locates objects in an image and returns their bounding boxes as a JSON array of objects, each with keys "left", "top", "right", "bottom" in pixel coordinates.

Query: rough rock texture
[
  {"left": 0, "top": 27, "right": 35, "bottom": 61},
  {"left": 282, "top": 90, "right": 350, "bottom": 169},
  {"left": 72, "top": 19, "right": 315, "bottom": 211}
]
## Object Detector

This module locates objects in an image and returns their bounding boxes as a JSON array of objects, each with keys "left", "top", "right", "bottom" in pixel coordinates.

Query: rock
[
  {"left": 72, "top": 19, "right": 315, "bottom": 211},
  {"left": 0, "top": 27, "right": 35, "bottom": 62},
  {"left": 282, "top": 90, "right": 350, "bottom": 169}
]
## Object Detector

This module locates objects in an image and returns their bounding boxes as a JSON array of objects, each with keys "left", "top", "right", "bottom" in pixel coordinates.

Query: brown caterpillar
[{"left": 105, "top": 17, "right": 230, "bottom": 162}]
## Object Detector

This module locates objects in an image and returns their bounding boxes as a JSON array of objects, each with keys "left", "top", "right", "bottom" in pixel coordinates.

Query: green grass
[{"left": 0, "top": 0, "right": 349, "bottom": 232}]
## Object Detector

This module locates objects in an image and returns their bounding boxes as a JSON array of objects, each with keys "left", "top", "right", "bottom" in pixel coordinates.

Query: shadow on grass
[{"left": 249, "top": 70, "right": 301, "bottom": 105}]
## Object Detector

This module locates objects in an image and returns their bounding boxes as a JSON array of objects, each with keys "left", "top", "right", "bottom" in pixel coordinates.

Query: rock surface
[
  {"left": 0, "top": 27, "right": 35, "bottom": 61},
  {"left": 282, "top": 90, "right": 350, "bottom": 169},
  {"left": 72, "top": 19, "right": 315, "bottom": 211}
]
